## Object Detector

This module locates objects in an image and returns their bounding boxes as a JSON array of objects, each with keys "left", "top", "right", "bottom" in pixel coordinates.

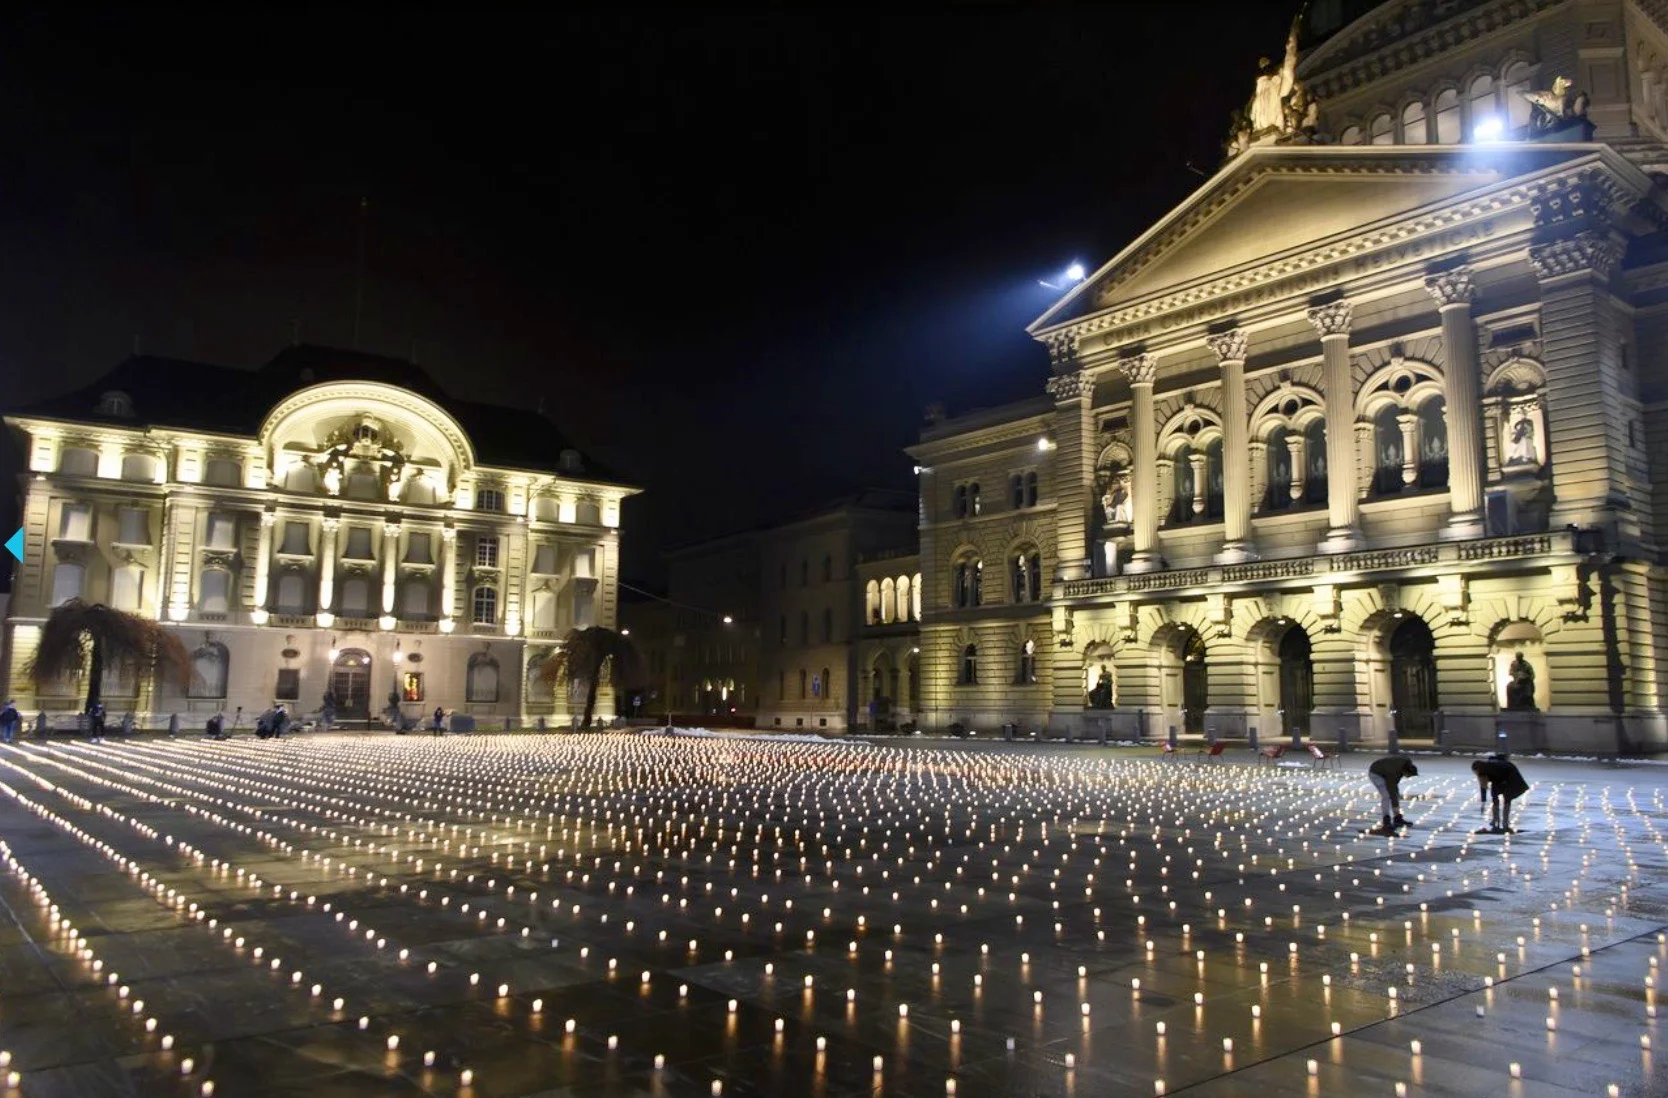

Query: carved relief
[{"left": 1306, "top": 300, "right": 1353, "bottom": 337}]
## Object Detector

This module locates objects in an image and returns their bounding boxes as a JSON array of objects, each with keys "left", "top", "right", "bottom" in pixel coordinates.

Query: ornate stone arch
[
  {"left": 1483, "top": 357, "right": 1545, "bottom": 396},
  {"left": 1250, "top": 383, "right": 1326, "bottom": 440},
  {"left": 1355, "top": 356, "right": 1445, "bottom": 418},
  {"left": 1156, "top": 404, "right": 1225, "bottom": 456}
]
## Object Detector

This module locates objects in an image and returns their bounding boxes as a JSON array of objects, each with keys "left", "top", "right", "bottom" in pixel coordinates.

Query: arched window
[
  {"left": 865, "top": 580, "right": 881, "bottom": 624},
  {"left": 820, "top": 667, "right": 831, "bottom": 701},
  {"left": 198, "top": 568, "right": 232, "bottom": 614},
  {"left": 1434, "top": 88, "right": 1461, "bottom": 143},
  {"left": 1204, "top": 439, "right": 1225, "bottom": 519},
  {"left": 1016, "top": 639, "right": 1037, "bottom": 685},
  {"left": 1372, "top": 405, "right": 1406, "bottom": 496},
  {"left": 1168, "top": 442, "right": 1222, "bottom": 525},
  {"left": 1417, "top": 396, "right": 1449, "bottom": 489},
  {"left": 1340, "top": 124, "right": 1362, "bottom": 145},
  {"left": 471, "top": 585, "right": 498, "bottom": 625},
  {"left": 120, "top": 454, "right": 157, "bottom": 482},
  {"left": 1011, "top": 549, "right": 1043, "bottom": 603},
  {"left": 896, "top": 575, "right": 912, "bottom": 622},
  {"left": 532, "top": 496, "right": 560, "bottom": 522},
  {"left": 576, "top": 500, "right": 602, "bottom": 525},
  {"left": 1468, "top": 73, "right": 1496, "bottom": 135},
  {"left": 189, "top": 642, "right": 229, "bottom": 698},
  {"left": 339, "top": 576, "right": 370, "bottom": 617},
  {"left": 276, "top": 572, "right": 308, "bottom": 614},
  {"left": 1369, "top": 111, "right": 1394, "bottom": 144},
  {"left": 1303, "top": 420, "right": 1328, "bottom": 505},
  {"left": 960, "top": 644, "right": 978, "bottom": 686},
  {"left": 1265, "top": 426, "right": 1293, "bottom": 511},
  {"left": 1169, "top": 443, "right": 1197, "bottom": 525},
  {"left": 953, "top": 558, "right": 983, "bottom": 609},
  {"left": 57, "top": 447, "right": 97, "bottom": 477},
  {"left": 912, "top": 573, "right": 922, "bottom": 620},
  {"left": 49, "top": 562, "right": 85, "bottom": 607},
  {"left": 881, "top": 578, "right": 897, "bottom": 623},
  {"left": 466, "top": 652, "right": 499, "bottom": 703},
  {"left": 1401, "top": 99, "right": 1427, "bottom": 142},
  {"left": 1504, "top": 61, "right": 1533, "bottom": 128}
]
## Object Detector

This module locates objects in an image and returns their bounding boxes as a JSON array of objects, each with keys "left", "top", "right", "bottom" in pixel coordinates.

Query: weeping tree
[
  {"left": 27, "top": 599, "right": 193, "bottom": 715},
  {"left": 539, "top": 626, "right": 647, "bottom": 731}
]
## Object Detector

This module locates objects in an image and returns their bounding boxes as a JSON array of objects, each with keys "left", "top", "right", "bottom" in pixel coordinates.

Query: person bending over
[
  {"left": 1472, "top": 754, "right": 1530, "bottom": 833},
  {"left": 1367, "top": 755, "right": 1419, "bottom": 835}
]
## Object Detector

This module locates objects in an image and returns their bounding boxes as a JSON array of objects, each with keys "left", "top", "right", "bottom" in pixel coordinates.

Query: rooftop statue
[
  {"left": 1226, "top": 15, "right": 1317, "bottom": 157},
  {"left": 1521, "top": 76, "right": 1590, "bottom": 136}
]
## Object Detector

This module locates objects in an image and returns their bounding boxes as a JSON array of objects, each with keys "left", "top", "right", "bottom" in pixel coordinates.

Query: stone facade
[
  {"left": 908, "top": 0, "right": 1668, "bottom": 754},
  {"left": 2, "top": 346, "right": 636, "bottom": 729}
]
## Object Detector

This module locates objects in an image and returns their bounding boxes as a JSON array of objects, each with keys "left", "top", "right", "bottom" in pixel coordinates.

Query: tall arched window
[
  {"left": 1339, "top": 124, "right": 1362, "bottom": 145},
  {"left": 954, "top": 485, "right": 968, "bottom": 518},
  {"left": 1504, "top": 61, "right": 1533, "bottom": 128},
  {"left": 911, "top": 573, "right": 922, "bottom": 620},
  {"left": 953, "top": 557, "right": 983, "bottom": 609},
  {"left": 881, "top": 578, "right": 897, "bottom": 623},
  {"left": 1303, "top": 420, "right": 1328, "bottom": 505},
  {"left": 1468, "top": 73, "right": 1496, "bottom": 134},
  {"left": 1015, "top": 639, "right": 1037, "bottom": 685},
  {"left": 959, "top": 644, "right": 978, "bottom": 686},
  {"left": 189, "top": 642, "right": 229, "bottom": 698},
  {"left": 1024, "top": 471, "right": 1038, "bottom": 507},
  {"left": 1265, "top": 426, "right": 1294, "bottom": 511},
  {"left": 1434, "top": 88, "right": 1461, "bottom": 143},
  {"left": 1401, "top": 99, "right": 1427, "bottom": 142},
  {"left": 1011, "top": 474, "right": 1025, "bottom": 509},
  {"left": 1204, "top": 439, "right": 1225, "bottom": 520},
  {"left": 865, "top": 580, "right": 881, "bottom": 624},
  {"left": 466, "top": 652, "right": 499, "bottom": 702},
  {"left": 1011, "top": 549, "right": 1043, "bottom": 602},
  {"left": 1169, "top": 443, "right": 1197, "bottom": 525},
  {"left": 1417, "top": 396, "right": 1449, "bottom": 489},
  {"left": 1369, "top": 112, "right": 1394, "bottom": 144},
  {"left": 896, "top": 575, "right": 912, "bottom": 621},
  {"left": 968, "top": 483, "right": 982, "bottom": 515},
  {"left": 819, "top": 667, "right": 831, "bottom": 701},
  {"left": 1372, "top": 405, "right": 1406, "bottom": 496}
]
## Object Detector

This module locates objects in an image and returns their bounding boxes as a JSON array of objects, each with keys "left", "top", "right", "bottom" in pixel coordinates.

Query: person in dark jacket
[
  {"left": 1367, "top": 755, "right": 1419, "bottom": 834},
  {"left": 1473, "top": 754, "right": 1530, "bottom": 833}
]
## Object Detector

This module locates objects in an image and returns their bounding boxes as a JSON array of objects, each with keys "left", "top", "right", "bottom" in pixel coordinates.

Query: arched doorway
[
  {"left": 1182, "top": 630, "right": 1207, "bottom": 734},
  {"left": 330, "top": 649, "right": 372, "bottom": 726},
  {"left": 1388, "top": 616, "right": 1438, "bottom": 739},
  {"left": 1277, "top": 627, "right": 1313, "bottom": 737}
]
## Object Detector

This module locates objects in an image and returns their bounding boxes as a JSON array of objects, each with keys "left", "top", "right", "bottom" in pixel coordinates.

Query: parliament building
[
  {"left": 908, "top": 0, "right": 1668, "bottom": 754},
  {"left": 2, "top": 345, "right": 635, "bottom": 729}
]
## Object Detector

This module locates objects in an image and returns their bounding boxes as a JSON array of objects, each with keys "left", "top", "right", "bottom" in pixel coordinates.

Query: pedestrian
[
  {"left": 1365, "top": 754, "right": 1419, "bottom": 835},
  {"left": 1472, "top": 754, "right": 1530, "bottom": 833},
  {"left": 432, "top": 706, "right": 445, "bottom": 734},
  {"left": 206, "top": 712, "right": 225, "bottom": 740},
  {"left": 87, "top": 700, "right": 106, "bottom": 743},
  {"left": 272, "top": 703, "right": 288, "bottom": 738},
  {"left": 0, "top": 698, "right": 18, "bottom": 744},
  {"left": 321, "top": 691, "right": 337, "bottom": 732}
]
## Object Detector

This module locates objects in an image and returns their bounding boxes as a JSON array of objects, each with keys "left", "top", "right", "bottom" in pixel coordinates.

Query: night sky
[{"left": 0, "top": 3, "right": 1297, "bottom": 584}]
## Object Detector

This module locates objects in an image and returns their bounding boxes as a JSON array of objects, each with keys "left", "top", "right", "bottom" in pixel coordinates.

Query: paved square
[{"left": 0, "top": 734, "right": 1662, "bottom": 1097}]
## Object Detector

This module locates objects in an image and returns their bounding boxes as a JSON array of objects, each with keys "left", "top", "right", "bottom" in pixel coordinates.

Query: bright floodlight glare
[
  {"left": 620, "top": 628, "right": 630, "bottom": 636},
  {"left": 1037, "top": 438, "right": 1052, "bottom": 452},
  {"left": 1474, "top": 115, "right": 1504, "bottom": 140},
  {"left": 1066, "top": 263, "right": 1086, "bottom": 282},
  {"left": 722, "top": 615, "right": 734, "bottom": 625}
]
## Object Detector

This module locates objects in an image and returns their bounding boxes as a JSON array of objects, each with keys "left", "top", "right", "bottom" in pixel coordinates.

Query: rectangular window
[
  {"left": 58, "top": 504, "right": 92, "bottom": 542},
  {"left": 204, "top": 458, "right": 242, "bottom": 487},
  {"left": 205, "top": 512, "right": 236, "bottom": 551},
  {"left": 198, "top": 569, "right": 231, "bottom": 614},
  {"left": 276, "top": 572, "right": 307, "bottom": 614},
  {"left": 279, "top": 521, "right": 310, "bottom": 555},
  {"left": 404, "top": 532, "right": 433, "bottom": 564},
  {"left": 401, "top": 671, "right": 425, "bottom": 702},
  {"left": 476, "top": 536, "right": 499, "bottom": 568},
  {"left": 573, "top": 579, "right": 596, "bottom": 630},
  {"left": 573, "top": 547, "right": 595, "bottom": 578},
  {"left": 531, "top": 542, "right": 557, "bottom": 574},
  {"left": 116, "top": 507, "right": 148, "bottom": 546},
  {"left": 50, "top": 562, "right": 84, "bottom": 607},
  {"left": 343, "top": 526, "right": 373, "bottom": 559},
  {"left": 111, "top": 565, "right": 142, "bottom": 611},
  {"left": 275, "top": 668, "right": 301, "bottom": 701},
  {"left": 472, "top": 585, "right": 497, "bottom": 624},
  {"left": 475, "top": 487, "right": 504, "bottom": 512}
]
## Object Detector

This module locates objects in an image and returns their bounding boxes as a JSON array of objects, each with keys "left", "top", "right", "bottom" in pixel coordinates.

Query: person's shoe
[{"left": 1392, "top": 815, "right": 1408, "bottom": 829}]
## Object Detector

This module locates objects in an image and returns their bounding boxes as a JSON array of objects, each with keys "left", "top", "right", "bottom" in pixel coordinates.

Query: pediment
[{"left": 1030, "top": 144, "right": 1625, "bottom": 335}]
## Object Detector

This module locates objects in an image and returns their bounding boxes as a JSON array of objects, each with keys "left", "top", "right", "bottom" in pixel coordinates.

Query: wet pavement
[{"left": 0, "top": 732, "right": 1662, "bottom": 1097}]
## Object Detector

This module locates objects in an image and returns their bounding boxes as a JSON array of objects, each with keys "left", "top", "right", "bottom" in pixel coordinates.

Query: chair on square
[
  {"left": 1306, "top": 743, "right": 1339, "bottom": 771},
  {"left": 1194, "top": 740, "right": 1227, "bottom": 764},
  {"left": 1257, "top": 743, "right": 1288, "bottom": 766}
]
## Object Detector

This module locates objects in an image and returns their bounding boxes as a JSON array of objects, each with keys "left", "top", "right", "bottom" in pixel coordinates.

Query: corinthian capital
[
  {"left": 1306, "top": 300, "right": 1353, "bottom": 337},
  {"left": 1045, "top": 371, "right": 1089, "bottom": 403},
  {"left": 1423, "top": 268, "right": 1476, "bottom": 307},
  {"left": 1205, "top": 329, "right": 1248, "bottom": 363},
  {"left": 1528, "top": 231, "right": 1621, "bottom": 282},
  {"left": 1119, "top": 353, "right": 1157, "bottom": 386}
]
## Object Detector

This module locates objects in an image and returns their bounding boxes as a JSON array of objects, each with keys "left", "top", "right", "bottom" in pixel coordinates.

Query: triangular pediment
[{"left": 1030, "top": 144, "right": 1633, "bottom": 334}]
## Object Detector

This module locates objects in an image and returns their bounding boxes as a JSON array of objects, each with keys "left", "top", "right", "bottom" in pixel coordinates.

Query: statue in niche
[
  {"left": 1504, "top": 651, "right": 1538, "bottom": 711},
  {"left": 1087, "top": 664, "right": 1114, "bottom": 710},
  {"left": 1506, "top": 414, "right": 1538, "bottom": 466},
  {"left": 1100, "top": 471, "right": 1132, "bottom": 526}
]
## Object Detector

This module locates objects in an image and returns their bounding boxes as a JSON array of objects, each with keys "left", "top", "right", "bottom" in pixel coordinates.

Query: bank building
[
  {"left": 908, "top": 0, "right": 1668, "bottom": 754},
  {"left": 2, "top": 345, "right": 635, "bottom": 728}
]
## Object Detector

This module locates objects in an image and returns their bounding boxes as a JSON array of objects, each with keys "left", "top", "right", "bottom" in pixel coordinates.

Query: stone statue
[
  {"left": 1505, "top": 651, "right": 1538, "bottom": 711},
  {"left": 1523, "top": 76, "right": 1590, "bottom": 135},
  {"left": 1228, "top": 15, "right": 1312, "bottom": 153},
  {"left": 1101, "top": 474, "right": 1132, "bottom": 525},
  {"left": 1088, "top": 665, "right": 1114, "bottom": 710},
  {"left": 1506, "top": 414, "right": 1538, "bottom": 465}
]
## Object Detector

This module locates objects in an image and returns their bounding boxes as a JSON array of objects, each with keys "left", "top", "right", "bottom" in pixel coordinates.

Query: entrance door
[
  {"left": 1388, "top": 616, "right": 1439, "bottom": 738},
  {"left": 331, "top": 649, "right": 372, "bottom": 726},
  {"left": 1181, "top": 629, "right": 1208, "bottom": 734},
  {"left": 1278, "top": 627, "right": 1314, "bottom": 737}
]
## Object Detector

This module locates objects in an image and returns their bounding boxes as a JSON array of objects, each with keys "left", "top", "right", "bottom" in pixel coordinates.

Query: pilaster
[
  {"left": 316, "top": 516, "right": 339, "bottom": 629},
  {"left": 250, "top": 508, "right": 276, "bottom": 625}
]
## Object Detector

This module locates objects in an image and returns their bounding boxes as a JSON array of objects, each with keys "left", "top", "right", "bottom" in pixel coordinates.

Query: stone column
[
  {"left": 439, "top": 524, "right": 458, "bottom": 632},
  {"left": 1122, "top": 353, "right": 1164, "bottom": 573},
  {"left": 250, "top": 508, "right": 276, "bottom": 625},
  {"left": 1045, "top": 335, "right": 1094, "bottom": 582},
  {"left": 380, "top": 521, "right": 400, "bottom": 623},
  {"left": 1287, "top": 434, "right": 1308, "bottom": 502},
  {"left": 1308, "top": 301, "right": 1365, "bottom": 553},
  {"left": 316, "top": 516, "right": 339, "bottom": 628},
  {"left": 1426, "top": 269, "right": 1487, "bottom": 538},
  {"left": 1397, "top": 412, "right": 1420, "bottom": 486},
  {"left": 1208, "top": 329, "right": 1256, "bottom": 563}
]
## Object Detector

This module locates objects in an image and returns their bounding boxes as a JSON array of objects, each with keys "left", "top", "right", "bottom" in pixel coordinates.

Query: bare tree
[{"left": 538, "top": 626, "right": 646, "bottom": 731}]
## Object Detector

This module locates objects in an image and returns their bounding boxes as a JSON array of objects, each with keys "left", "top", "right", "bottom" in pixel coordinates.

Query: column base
[
  {"left": 1316, "top": 527, "right": 1366, "bottom": 555},
  {"left": 1439, "top": 510, "right": 1487, "bottom": 541},
  {"left": 1124, "top": 551, "right": 1165, "bottom": 574},
  {"left": 1212, "top": 541, "right": 1259, "bottom": 565}
]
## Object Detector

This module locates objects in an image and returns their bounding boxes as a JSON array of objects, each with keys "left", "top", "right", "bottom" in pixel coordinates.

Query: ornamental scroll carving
[
  {"left": 1527, "top": 232, "right": 1621, "bottom": 281},
  {"left": 1306, "top": 300, "right": 1353, "bottom": 337},
  {"left": 1423, "top": 269, "right": 1476, "bottom": 307},
  {"left": 1205, "top": 329, "right": 1249, "bottom": 363}
]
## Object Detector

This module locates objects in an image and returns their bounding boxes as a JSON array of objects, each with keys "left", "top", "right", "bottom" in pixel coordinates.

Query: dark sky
[{"left": 0, "top": 2, "right": 1296, "bottom": 584}]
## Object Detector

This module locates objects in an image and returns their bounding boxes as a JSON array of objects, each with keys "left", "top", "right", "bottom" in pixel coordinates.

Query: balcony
[{"left": 1060, "top": 532, "right": 1566, "bottom": 601}]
